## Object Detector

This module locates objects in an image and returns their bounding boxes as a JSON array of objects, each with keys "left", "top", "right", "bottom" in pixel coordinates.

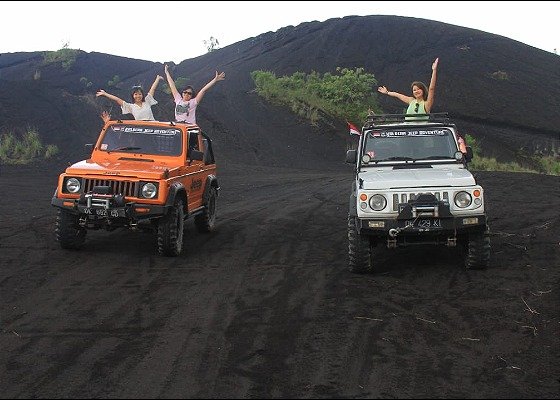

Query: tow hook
[{"left": 389, "top": 217, "right": 417, "bottom": 238}]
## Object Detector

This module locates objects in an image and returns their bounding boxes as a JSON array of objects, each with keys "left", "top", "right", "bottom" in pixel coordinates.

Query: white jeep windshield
[
  {"left": 363, "top": 127, "right": 457, "bottom": 162},
  {"left": 99, "top": 124, "right": 183, "bottom": 156}
]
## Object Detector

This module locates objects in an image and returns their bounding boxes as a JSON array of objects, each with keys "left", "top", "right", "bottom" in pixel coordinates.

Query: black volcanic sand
[{"left": 0, "top": 162, "right": 559, "bottom": 398}]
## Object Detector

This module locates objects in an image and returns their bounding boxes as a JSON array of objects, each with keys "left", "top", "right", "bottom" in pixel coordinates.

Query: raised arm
[
  {"left": 195, "top": 71, "right": 226, "bottom": 104},
  {"left": 377, "top": 86, "right": 413, "bottom": 105},
  {"left": 100, "top": 110, "right": 111, "bottom": 123},
  {"left": 424, "top": 57, "right": 438, "bottom": 113},
  {"left": 164, "top": 65, "right": 180, "bottom": 99},
  {"left": 148, "top": 75, "right": 164, "bottom": 97},
  {"left": 96, "top": 89, "right": 125, "bottom": 106}
]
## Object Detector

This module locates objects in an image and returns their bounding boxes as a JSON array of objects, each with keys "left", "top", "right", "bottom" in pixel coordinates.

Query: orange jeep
[{"left": 51, "top": 119, "right": 218, "bottom": 256}]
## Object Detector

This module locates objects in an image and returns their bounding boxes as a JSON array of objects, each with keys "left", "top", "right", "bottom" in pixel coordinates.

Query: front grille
[
  {"left": 392, "top": 191, "right": 449, "bottom": 211},
  {"left": 84, "top": 179, "right": 137, "bottom": 197}
]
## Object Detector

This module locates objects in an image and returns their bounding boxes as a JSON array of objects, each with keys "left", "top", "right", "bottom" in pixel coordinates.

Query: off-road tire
[
  {"left": 157, "top": 199, "right": 185, "bottom": 256},
  {"left": 55, "top": 208, "right": 86, "bottom": 249},
  {"left": 348, "top": 216, "right": 373, "bottom": 273},
  {"left": 465, "top": 230, "right": 491, "bottom": 269},
  {"left": 195, "top": 186, "right": 217, "bottom": 233}
]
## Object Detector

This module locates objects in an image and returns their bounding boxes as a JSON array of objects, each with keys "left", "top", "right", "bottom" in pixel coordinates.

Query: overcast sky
[{"left": 1, "top": 1, "right": 558, "bottom": 63}]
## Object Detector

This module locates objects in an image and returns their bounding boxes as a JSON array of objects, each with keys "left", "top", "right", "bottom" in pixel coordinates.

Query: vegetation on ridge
[
  {"left": 43, "top": 42, "right": 79, "bottom": 71},
  {"left": 251, "top": 67, "right": 381, "bottom": 126},
  {"left": 467, "top": 135, "right": 559, "bottom": 175},
  {"left": 0, "top": 127, "right": 59, "bottom": 165}
]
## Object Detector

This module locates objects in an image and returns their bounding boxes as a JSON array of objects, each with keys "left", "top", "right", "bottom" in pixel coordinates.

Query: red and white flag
[{"left": 348, "top": 121, "right": 361, "bottom": 136}]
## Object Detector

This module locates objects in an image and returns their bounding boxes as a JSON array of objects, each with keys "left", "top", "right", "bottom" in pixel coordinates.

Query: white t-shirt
[{"left": 121, "top": 93, "right": 158, "bottom": 120}]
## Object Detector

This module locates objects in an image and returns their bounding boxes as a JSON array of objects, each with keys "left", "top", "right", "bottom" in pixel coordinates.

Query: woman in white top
[{"left": 96, "top": 75, "right": 163, "bottom": 120}]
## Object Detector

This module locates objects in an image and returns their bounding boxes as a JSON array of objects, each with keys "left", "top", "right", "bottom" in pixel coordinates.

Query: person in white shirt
[{"left": 96, "top": 75, "right": 163, "bottom": 121}]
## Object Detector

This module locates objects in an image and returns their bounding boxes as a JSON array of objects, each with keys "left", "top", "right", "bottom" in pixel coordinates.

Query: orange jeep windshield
[{"left": 99, "top": 124, "right": 183, "bottom": 156}]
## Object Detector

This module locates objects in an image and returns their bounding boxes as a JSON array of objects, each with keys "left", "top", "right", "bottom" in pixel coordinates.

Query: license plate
[
  {"left": 84, "top": 208, "right": 125, "bottom": 217},
  {"left": 404, "top": 218, "right": 442, "bottom": 230}
]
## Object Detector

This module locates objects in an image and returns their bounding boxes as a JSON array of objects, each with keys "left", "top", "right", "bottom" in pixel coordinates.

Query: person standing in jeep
[
  {"left": 96, "top": 75, "right": 164, "bottom": 121},
  {"left": 377, "top": 58, "right": 439, "bottom": 119},
  {"left": 164, "top": 64, "right": 225, "bottom": 124}
]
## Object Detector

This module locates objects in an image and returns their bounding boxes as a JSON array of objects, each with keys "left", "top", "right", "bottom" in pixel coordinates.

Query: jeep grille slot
[
  {"left": 392, "top": 191, "right": 450, "bottom": 211},
  {"left": 84, "top": 179, "right": 137, "bottom": 197}
]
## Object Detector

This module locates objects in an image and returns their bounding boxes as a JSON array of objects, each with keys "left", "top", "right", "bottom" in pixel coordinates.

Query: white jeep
[{"left": 346, "top": 114, "right": 490, "bottom": 273}]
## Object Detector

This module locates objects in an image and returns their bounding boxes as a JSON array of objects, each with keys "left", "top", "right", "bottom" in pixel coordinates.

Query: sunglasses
[
  {"left": 414, "top": 102, "right": 420, "bottom": 113},
  {"left": 182, "top": 91, "right": 193, "bottom": 95}
]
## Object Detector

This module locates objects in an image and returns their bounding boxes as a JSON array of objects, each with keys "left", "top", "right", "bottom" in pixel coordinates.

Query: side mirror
[
  {"left": 465, "top": 146, "right": 473, "bottom": 162},
  {"left": 188, "top": 148, "right": 204, "bottom": 161},
  {"left": 345, "top": 149, "right": 357, "bottom": 164}
]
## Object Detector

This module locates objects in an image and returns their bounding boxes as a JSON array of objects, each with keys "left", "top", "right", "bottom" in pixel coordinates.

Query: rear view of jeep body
[
  {"left": 51, "top": 120, "right": 219, "bottom": 256},
  {"left": 346, "top": 114, "right": 490, "bottom": 273}
]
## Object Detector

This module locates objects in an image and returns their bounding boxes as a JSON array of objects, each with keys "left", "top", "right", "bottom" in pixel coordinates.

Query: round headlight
[
  {"left": 141, "top": 183, "right": 157, "bottom": 199},
  {"left": 454, "top": 191, "right": 472, "bottom": 208},
  {"left": 66, "top": 177, "right": 81, "bottom": 193},
  {"left": 368, "top": 194, "right": 387, "bottom": 211}
]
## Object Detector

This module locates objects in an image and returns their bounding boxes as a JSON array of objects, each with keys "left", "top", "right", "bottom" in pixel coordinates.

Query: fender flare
[
  {"left": 202, "top": 174, "right": 219, "bottom": 204},
  {"left": 348, "top": 181, "right": 358, "bottom": 217},
  {"left": 165, "top": 182, "right": 188, "bottom": 209}
]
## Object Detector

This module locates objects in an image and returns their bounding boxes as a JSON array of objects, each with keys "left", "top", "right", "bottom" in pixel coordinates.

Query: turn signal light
[{"left": 359, "top": 193, "right": 368, "bottom": 201}]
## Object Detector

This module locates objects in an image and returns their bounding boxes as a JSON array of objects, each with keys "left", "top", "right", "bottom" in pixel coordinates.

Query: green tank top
[{"left": 405, "top": 100, "right": 428, "bottom": 121}]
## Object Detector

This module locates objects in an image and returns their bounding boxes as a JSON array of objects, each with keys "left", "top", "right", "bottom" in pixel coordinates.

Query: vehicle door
[{"left": 184, "top": 129, "right": 206, "bottom": 210}]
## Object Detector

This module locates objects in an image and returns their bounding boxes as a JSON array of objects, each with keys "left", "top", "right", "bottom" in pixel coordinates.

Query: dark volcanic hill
[{"left": 1, "top": 15, "right": 559, "bottom": 167}]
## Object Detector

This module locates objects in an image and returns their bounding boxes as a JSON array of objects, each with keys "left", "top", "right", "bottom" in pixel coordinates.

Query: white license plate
[
  {"left": 404, "top": 219, "right": 442, "bottom": 229},
  {"left": 85, "top": 208, "right": 124, "bottom": 217}
]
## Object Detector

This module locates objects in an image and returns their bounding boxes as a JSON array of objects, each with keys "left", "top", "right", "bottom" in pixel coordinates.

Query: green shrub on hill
[
  {"left": 43, "top": 42, "right": 79, "bottom": 71},
  {"left": 466, "top": 134, "right": 559, "bottom": 175},
  {"left": 490, "top": 70, "right": 509, "bottom": 80},
  {"left": 80, "top": 77, "right": 93, "bottom": 88},
  {"left": 251, "top": 67, "right": 381, "bottom": 125},
  {"left": 107, "top": 75, "right": 120, "bottom": 87},
  {"left": 536, "top": 155, "right": 560, "bottom": 175},
  {"left": 0, "top": 127, "right": 59, "bottom": 165},
  {"left": 204, "top": 36, "right": 220, "bottom": 53}
]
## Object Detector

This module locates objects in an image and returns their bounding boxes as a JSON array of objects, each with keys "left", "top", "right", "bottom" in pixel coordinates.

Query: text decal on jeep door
[{"left": 190, "top": 179, "right": 202, "bottom": 191}]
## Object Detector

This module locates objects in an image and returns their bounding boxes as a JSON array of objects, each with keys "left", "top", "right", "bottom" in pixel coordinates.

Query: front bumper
[
  {"left": 358, "top": 214, "right": 488, "bottom": 239},
  {"left": 356, "top": 215, "right": 488, "bottom": 247},
  {"left": 51, "top": 197, "right": 169, "bottom": 221}
]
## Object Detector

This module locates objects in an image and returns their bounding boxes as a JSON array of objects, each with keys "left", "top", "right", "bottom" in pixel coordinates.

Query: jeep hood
[
  {"left": 65, "top": 159, "right": 171, "bottom": 180},
  {"left": 359, "top": 168, "right": 475, "bottom": 190}
]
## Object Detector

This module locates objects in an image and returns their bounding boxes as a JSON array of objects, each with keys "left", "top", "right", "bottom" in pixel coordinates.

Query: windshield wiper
[
  {"left": 382, "top": 156, "right": 415, "bottom": 162},
  {"left": 107, "top": 146, "right": 142, "bottom": 153},
  {"left": 415, "top": 156, "right": 455, "bottom": 160}
]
